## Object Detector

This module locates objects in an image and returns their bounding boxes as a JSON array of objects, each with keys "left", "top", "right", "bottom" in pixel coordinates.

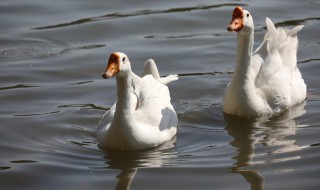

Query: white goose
[
  {"left": 97, "top": 52, "right": 178, "bottom": 151},
  {"left": 223, "top": 6, "right": 307, "bottom": 117}
]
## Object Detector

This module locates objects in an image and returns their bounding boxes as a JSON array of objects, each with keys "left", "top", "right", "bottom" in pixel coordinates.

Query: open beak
[{"left": 227, "top": 6, "right": 244, "bottom": 32}]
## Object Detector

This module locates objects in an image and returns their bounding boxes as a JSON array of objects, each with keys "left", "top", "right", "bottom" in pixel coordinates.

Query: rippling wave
[
  {"left": 1, "top": 0, "right": 320, "bottom": 189},
  {"left": 275, "top": 17, "right": 320, "bottom": 27},
  {"left": 0, "top": 36, "right": 105, "bottom": 60},
  {"left": 33, "top": 3, "right": 247, "bottom": 30}
]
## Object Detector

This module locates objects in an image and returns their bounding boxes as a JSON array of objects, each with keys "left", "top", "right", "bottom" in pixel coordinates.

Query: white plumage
[
  {"left": 97, "top": 52, "right": 178, "bottom": 151},
  {"left": 223, "top": 7, "right": 306, "bottom": 117}
]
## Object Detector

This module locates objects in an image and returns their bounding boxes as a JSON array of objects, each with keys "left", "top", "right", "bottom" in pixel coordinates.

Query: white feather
[
  {"left": 97, "top": 53, "right": 178, "bottom": 150},
  {"left": 223, "top": 9, "right": 306, "bottom": 118}
]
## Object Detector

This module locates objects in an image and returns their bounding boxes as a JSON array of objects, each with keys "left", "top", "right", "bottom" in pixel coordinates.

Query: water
[{"left": 1, "top": 0, "right": 320, "bottom": 189}]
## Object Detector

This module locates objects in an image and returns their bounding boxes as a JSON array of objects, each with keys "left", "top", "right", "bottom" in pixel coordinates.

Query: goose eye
[
  {"left": 122, "top": 57, "right": 126, "bottom": 62},
  {"left": 247, "top": 13, "right": 250, "bottom": 18}
]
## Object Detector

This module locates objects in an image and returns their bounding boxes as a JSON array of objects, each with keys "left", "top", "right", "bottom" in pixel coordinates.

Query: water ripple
[
  {"left": 176, "top": 71, "right": 233, "bottom": 77},
  {"left": 0, "top": 36, "right": 105, "bottom": 60},
  {"left": 145, "top": 32, "right": 230, "bottom": 39},
  {"left": 32, "top": 3, "right": 247, "bottom": 30},
  {"left": 58, "top": 103, "right": 109, "bottom": 111},
  {"left": 275, "top": 17, "right": 320, "bottom": 27},
  {"left": 10, "top": 160, "right": 38, "bottom": 163},
  {"left": 0, "top": 84, "right": 36, "bottom": 91},
  {"left": 299, "top": 58, "right": 320, "bottom": 64},
  {"left": 13, "top": 111, "right": 60, "bottom": 117},
  {"left": 0, "top": 167, "right": 11, "bottom": 171}
]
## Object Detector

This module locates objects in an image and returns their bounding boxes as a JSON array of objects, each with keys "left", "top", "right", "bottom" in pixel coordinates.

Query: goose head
[
  {"left": 102, "top": 52, "right": 131, "bottom": 79},
  {"left": 227, "top": 6, "right": 254, "bottom": 35}
]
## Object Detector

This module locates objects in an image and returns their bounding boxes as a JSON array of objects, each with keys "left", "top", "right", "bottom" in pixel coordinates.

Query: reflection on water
[
  {"left": 0, "top": 0, "right": 319, "bottom": 189},
  {"left": 100, "top": 137, "right": 177, "bottom": 190},
  {"left": 102, "top": 101, "right": 306, "bottom": 190},
  {"left": 115, "top": 168, "right": 137, "bottom": 190},
  {"left": 225, "top": 102, "right": 306, "bottom": 190},
  {"left": 225, "top": 117, "right": 264, "bottom": 190}
]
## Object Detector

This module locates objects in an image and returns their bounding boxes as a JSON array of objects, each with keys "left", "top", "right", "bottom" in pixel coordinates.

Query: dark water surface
[{"left": 1, "top": 0, "right": 320, "bottom": 189}]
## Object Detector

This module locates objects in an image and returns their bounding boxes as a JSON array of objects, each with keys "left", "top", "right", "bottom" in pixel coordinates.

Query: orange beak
[
  {"left": 102, "top": 52, "right": 120, "bottom": 79},
  {"left": 227, "top": 6, "right": 244, "bottom": 32}
]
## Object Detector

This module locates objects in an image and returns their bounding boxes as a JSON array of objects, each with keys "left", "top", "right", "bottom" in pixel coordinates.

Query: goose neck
[
  {"left": 233, "top": 32, "right": 254, "bottom": 82},
  {"left": 115, "top": 72, "right": 135, "bottom": 110}
]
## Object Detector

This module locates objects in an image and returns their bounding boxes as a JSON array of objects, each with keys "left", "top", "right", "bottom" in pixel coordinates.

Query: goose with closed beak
[
  {"left": 97, "top": 52, "right": 178, "bottom": 151},
  {"left": 223, "top": 6, "right": 307, "bottom": 118}
]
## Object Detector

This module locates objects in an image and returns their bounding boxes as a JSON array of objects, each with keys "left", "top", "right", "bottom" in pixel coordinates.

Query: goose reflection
[
  {"left": 224, "top": 102, "right": 306, "bottom": 190},
  {"left": 101, "top": 137, "right": 177, "bottom": 190}
]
